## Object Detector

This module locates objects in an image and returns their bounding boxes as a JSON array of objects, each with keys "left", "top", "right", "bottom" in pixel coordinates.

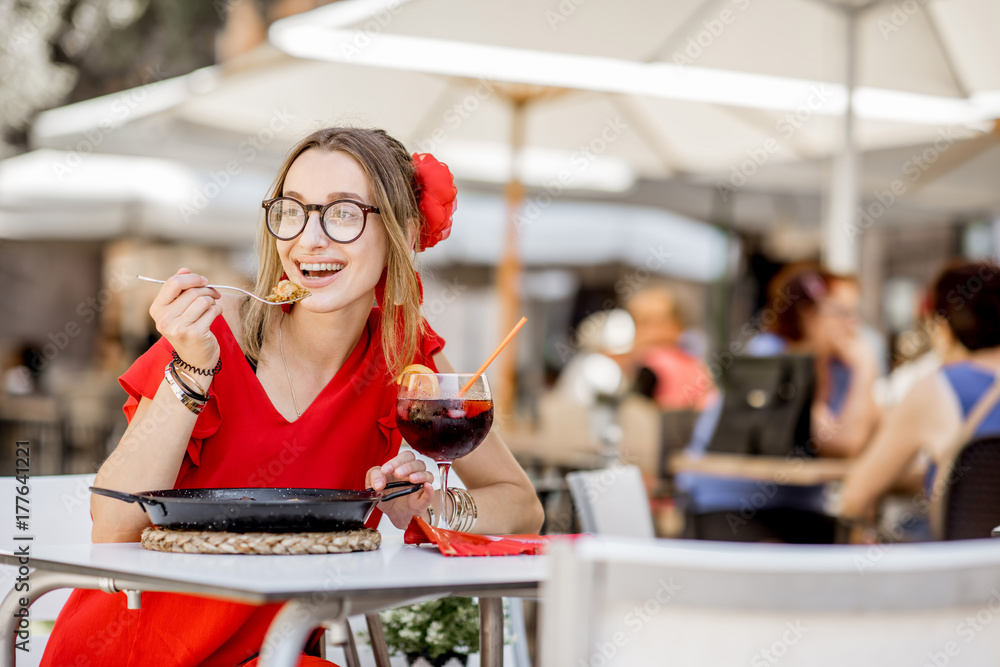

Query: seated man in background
[{"left": 626, "top": 285, "right": 714, "bottom": 411}]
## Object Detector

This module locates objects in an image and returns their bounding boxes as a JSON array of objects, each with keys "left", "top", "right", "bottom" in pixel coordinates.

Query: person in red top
[
  {"left": 626, "top": 285, "right": 714, "bottom": 411},
  {"left": 41, "top": 127, "right": 544, "bottom": 667}
]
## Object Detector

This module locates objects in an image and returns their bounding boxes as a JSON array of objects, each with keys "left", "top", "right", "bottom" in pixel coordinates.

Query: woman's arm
[
  {"left": 817, "top": 335, "right": 881, "bottom": 458},
  {"left": 838, "top": 374, "right": 957, "bottom": 519},
  {"left": 91, "top": 269, "right": 223, "bottom": 543},
  {"left": 91, "top": 391, "right": 200, "bottom": 542},
  {"left": 437, "top": 354, "right": 545, "bottom": 534}
]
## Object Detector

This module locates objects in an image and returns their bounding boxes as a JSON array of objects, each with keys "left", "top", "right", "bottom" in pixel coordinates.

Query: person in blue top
[
  {"left": 678, "top": 263, "right": 881, "bottom": 543},
  {"left": 840, "top": 259, "right": 1000, "bottom": 521}
]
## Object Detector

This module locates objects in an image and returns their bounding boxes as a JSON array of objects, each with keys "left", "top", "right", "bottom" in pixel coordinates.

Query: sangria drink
[{"left": 396, "top": 373, "right": 493, "bottom": 528}]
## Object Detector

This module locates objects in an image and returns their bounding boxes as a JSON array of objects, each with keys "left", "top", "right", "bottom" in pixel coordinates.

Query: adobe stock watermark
[
  {"left": 412, "top": 76, "right": 498, "bottom": 155},
  {"left": 28, "top": 269, "right": 134, "bottom": 375},
  {"left": 50, "top": 64, "right": 169, "bottom": 180},
  {"left": 335, "top": 0, "right": 407, "bottom": 60},
  {"left": 6, "top": 0, "right": 63, "bottom": 50},
  {"left": 916, "top": 589, "right": 1000, "bottom": 667},
  {"left": 580, "top": 577, "right": 682, "bottom": 667},
  {"left": 716, "top": 85, "right": 833, "bottom": 201},
  {"left": 750, "top": 621, "right": 809, "bottom": 666},
  {"left": 179, "top": 108, "right": 294, "bottom": 222},
  {"left": 551, "top": 244, "right": 673, "bottom": 365},
  {"left": 545, "top": 0, "right": 589, "bottom": 31},
  {"left": 421, "top": 278, "right": 467, "bottom": 326},
  {"left": 516, "top": 115, "right": 630, "bottom": 233},
  {"left": 845, "top": 126, "right": 960, "bottom": 243},
  {"left": 853, "top": 459, "right": 973, "bottom": 574},
  {"left": 672, "top": 0, "right": 752, "bottom": 71},
  {"left": 877, "top": 0, "right": 932, "bottom": 40}
]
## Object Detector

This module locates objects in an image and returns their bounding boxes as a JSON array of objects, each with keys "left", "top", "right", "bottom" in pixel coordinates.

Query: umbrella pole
[
  {"left": 497, "top": 97, "right": 527, "bottom": 422},
  {"left": 824, "top": 7, "right": 860, "bottom": 274}
]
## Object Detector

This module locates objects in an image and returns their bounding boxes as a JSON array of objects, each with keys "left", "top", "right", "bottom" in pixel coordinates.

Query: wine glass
[{"left": 396, "top": 373, "right": 494, "bottom": 529}]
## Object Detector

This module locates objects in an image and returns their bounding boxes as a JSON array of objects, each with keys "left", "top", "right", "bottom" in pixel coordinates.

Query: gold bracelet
[
  {"left": 446, "top": 488, "right": 462, "bottom": 530},
  {"left": 174, "top": 365, "right": 211, "bottom": 395},
  {"left": 448, "top": 487, "right": 477, "bottom": 532}
]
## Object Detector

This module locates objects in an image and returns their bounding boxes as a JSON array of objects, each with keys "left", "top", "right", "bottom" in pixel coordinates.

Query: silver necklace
[{"left": 278, "top": 313, "right": 301, "bottom": 418}]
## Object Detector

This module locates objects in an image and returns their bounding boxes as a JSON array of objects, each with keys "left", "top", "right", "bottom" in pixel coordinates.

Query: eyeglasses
[
  {"left": 819, "top": 302, "right": 860, "bottom": 320},
  {"left": 261, "top": 197, "right": 380, "bottom": 244}
]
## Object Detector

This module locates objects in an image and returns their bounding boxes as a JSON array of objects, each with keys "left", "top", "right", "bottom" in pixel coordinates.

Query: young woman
[
  {"left": 678, "top": 263, "right": 881, "bottom": 543},
  {"left": 839, "top": 260, "right": 1000, "bottom": 522},
  {"left": 41, "top": 127, "right": 544, "bottom": 667}
]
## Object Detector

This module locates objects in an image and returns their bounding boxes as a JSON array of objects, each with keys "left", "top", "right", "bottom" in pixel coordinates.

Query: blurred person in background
[
  {"left": 838, "top": 260, "right": 1000, "bottom": 523},
  {"left": 678, "top": 262, "right": 881, "bottom": 543},
  {"left": 626, "top": 284, "right": 713, "bottom": 411},
  {"left": 874, "top": 290, "right": 968, "bottom": 408}
]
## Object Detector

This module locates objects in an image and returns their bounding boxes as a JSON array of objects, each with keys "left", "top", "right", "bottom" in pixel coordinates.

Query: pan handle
[
  {"left": 89, "top": 487, "right": 164, "bottom": 514},
  {"left": 375, "top": 481, "right": 424, "bottom": 502}
]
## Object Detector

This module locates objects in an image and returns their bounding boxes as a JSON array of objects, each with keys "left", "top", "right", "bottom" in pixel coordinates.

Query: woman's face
[
  {"left": 801, "top": 280, "right": 860, "bottom": 353},
  {"left": 276, "top": 149, "right": 387, "bottom": 315}
]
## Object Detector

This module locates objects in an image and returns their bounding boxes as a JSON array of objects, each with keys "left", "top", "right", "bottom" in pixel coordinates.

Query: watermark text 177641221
[{"left": 13, "top": 441, "right": 32, "bottom": 652}]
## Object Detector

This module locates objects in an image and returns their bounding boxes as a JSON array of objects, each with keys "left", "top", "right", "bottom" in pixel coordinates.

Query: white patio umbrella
[
  {"left": 264, "top": 0, "right": 1000, "bottom": 272},
  {"left": 0, "top": 149, "right": 272, "bottom": 246}
]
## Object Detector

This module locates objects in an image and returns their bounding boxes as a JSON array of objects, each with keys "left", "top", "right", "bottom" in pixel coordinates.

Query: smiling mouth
[{"left": 298, "top": 262, "right": 345, "bottom": 279}]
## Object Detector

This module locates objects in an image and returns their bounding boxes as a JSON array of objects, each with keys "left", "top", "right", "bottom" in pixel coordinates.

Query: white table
[{"left": 0, "top": 536, "right": 548, "bottom": 667}]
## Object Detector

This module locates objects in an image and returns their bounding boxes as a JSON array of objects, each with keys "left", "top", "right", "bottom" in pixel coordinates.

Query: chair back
[
  {"left": 0, "top": 474, "right": 95, "bottom": 622},
  {"left": 931, "top": 435, "right": 1000, "bottom": 540},
  {"left": 566, "top": 464, "right": 654, "bottom": 538},
  {"left": 541, "top": 535, "right": 1000, "bottom": 667},
  {"left": 656, "top": 408, "right": 699, "bottom": 480}
]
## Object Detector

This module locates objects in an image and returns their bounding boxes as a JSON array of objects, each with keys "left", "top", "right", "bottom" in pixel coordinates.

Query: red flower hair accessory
[{"left": 412, "top": 153, "right": 457, "bottom": 251}]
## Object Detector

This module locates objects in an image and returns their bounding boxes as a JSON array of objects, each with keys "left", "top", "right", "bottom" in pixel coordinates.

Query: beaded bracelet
[{"left": 171, "top": 350, "right": 222, "bottom": 376}]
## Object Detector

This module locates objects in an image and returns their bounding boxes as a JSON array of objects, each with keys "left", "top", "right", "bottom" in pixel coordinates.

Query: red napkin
[{"left": 404, "top": 517, "right": 578, "bottom": 556}]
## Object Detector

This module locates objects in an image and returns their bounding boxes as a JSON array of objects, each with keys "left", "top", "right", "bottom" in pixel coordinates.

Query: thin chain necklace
[{"left": 278, "top": 313, "right": 301, "bottom": 418}]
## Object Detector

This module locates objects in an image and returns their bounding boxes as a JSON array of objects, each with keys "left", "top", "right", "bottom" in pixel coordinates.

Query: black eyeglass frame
[{"left": 261, "top": 196, "right": 381, "bottom": 244}]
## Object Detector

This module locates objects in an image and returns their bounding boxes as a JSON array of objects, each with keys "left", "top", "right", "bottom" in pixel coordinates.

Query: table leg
[
  {"left": 479, "top": 596, "right": 504, "bottom": 667},
  {"left": 365, "top": 613, "right": 392, "bottom": 667},
  {"left": 258, "top": 598, "right": 349, "bottom": 667},
  {"left": 0, "top": 570, "right": 114, "bottom": 667}
]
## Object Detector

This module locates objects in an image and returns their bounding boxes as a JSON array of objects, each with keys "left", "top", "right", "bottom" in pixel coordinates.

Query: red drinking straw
[{"left": 459, "top": 316, "right": 527, "bottom": 396}]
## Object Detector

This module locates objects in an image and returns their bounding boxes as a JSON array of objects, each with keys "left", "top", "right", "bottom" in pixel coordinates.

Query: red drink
[{"left": 396, "top": 398, "right": 494, "bottom": 461}]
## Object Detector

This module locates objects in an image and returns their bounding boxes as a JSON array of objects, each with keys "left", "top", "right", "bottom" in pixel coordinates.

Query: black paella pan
[{"left": 90, "top": 482, "right": 422, "bottom": 533}]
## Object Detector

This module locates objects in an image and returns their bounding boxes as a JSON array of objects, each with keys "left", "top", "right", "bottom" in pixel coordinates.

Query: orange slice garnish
[{"left": 397, "top": 364, "right": 440, "bottom": 395}]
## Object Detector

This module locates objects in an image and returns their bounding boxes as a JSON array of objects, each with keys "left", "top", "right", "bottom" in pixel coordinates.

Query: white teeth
[{"left": 299, "top": 262, "right": 344, "bottom": 272}]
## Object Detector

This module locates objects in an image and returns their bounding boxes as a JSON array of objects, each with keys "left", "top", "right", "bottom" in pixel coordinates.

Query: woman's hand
[
  {"left": 366, "top": 450, "right": 435, "bottom": 529},
  {"left": 149, "top": 268, "right": 223, "bottom": 386},
  {"left": 830, "top": 327, "right": 879, "bottom": 377}
]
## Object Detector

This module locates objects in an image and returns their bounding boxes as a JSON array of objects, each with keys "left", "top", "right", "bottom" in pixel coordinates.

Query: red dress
[{"left": 41, "top": 309, "right": 443, "bottom": 667}]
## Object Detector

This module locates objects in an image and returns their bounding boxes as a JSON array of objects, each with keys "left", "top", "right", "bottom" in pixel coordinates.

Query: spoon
[{"left": 136, "top": 275, "right": 310, "bottom": 305}]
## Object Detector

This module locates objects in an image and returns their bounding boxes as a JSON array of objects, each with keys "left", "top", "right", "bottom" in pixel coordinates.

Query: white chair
[
  {"left": 541, "top": 535, "right": 1000, "bottom": 666},
  {"left": 0, "top": 473, "right": 96, "bottom": 666},
  {"left": 566, "top": 464, "right": 654, "bottom": 538}
]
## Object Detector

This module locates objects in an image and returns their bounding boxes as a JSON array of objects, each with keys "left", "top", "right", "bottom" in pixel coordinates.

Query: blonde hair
[{"left": 241, "top": 127, "right": 424, "bottom": 380}]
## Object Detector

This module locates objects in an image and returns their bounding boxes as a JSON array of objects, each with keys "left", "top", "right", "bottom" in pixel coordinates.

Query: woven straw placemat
[{"left": 140, "top": 526, "right": 381, "bottom": 555}]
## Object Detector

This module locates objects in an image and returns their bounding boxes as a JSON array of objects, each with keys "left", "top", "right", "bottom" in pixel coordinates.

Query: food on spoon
[
  {"left": 397, "top": 363, "right": 440, "bottom": 395},
  {"left": 265, "top": 279, "right": 311, "bottom": 303}
]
